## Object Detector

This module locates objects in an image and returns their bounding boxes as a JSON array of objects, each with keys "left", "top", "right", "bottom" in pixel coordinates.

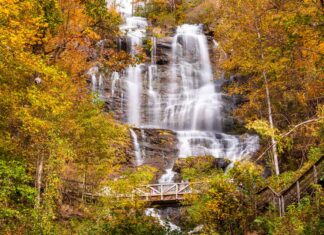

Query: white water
[
  {"left": 130, "top": 129, "right": 143, "bottom": 166},
  {"left": 122, "top": 16, "right": 147, "bottom": 125},
  {"left": 164, "top": 24, "right": 222, "bottom": 132},
  {"left": 126, "top": 65, "right": 142, "bottom": 125},
  {"left": 88, "top": 66, "right": 104, "bottom": 98},
  {"left": 111, "top": 71, "right": 120, "bottom": 98},
  {"left": 110, "top": 0, "right": 133, "bottom": 16},
  {"left": 147, "top": 36, "right": 161, "bottom": 126},
  {"left": 145, "top": 208, "right": 181, "bottom": 232},
  {"left": 159, "top": 169, "right": 176, "bottom": 184},
  {"left": 177, "top": 131, "right": 259, "bottom": 161},
  {"left": 108, "top": 8, "right": 259, "bottom": 163},
  {"left": 150, "top": 24, "right": 258, "bottom": 160},
  {"left": 103, "top": 1, "right": 259, "bottom": 167}
]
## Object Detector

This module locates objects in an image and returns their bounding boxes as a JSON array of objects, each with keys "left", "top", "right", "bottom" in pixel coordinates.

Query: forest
[{"left": 0, "top": 0, "right": 323, "bottom": 234}]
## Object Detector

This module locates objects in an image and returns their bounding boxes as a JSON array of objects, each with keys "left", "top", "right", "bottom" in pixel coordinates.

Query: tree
[
  {"left": 214, "top": 0, "right": 323, "bottom": 173},
  {"left": 0, "top": 0, "right": 131, "bottom": 232},
  {"left": 0, "top": 159, "right": 36, "bottom": 232},
  {"left": 185, "top": 161, "right": 264, "bottom": 234}
]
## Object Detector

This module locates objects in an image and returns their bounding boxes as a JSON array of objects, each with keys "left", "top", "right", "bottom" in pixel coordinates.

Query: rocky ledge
[{"left": 130, "top": 128, "right": 178, "bottom": 179}]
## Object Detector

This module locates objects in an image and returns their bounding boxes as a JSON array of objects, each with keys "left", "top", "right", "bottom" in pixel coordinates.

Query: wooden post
[
  {"left": 296, "top": 180, "right": 300, "bottom": 202},
  {"left": 278, "top": 196, "right": 282, "bottom": 217},
  {"left": 313, "top": 165, "right": 318, "bottom": 183},
  {"left": 82, "top": 172, "right": 86, "bottom": 202},
  {"left": 36, "top": 155, "right": 44, "bottom": 208},
  {"left": 176, "top": 183, "right": 178, "bottom": 200},
  {"left": 281, "top": 195, "right": 285, "bottom": 216}
]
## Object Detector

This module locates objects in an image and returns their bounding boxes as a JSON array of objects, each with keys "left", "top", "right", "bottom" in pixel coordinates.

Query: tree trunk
[
  {"left": 255, "top": 17, "right": 280, "bottom": 175},
  {"left": 36, "top": 155, "right": 44, "bottom": 208},
  {"left": 263, "top": 72, "right": 280, "bottom": 175},
  {"left": 82, "top": 171, "right": 87, "bottom": 201}
]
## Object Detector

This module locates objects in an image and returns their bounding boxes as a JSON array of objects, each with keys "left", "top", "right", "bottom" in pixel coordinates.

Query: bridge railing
[
  {"left": 61, "top": 180, "right": 204, "bottom": 203},
  {"left": 133, "top": 182, "right": 195, "bottom": 201}
]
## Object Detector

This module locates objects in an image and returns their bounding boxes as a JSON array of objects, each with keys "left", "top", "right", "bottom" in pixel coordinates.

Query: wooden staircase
[{"left": 256, "top": 156, "right": 323, "bottom": 216}]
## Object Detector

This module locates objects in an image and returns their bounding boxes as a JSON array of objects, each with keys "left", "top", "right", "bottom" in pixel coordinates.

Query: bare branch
[{"left": 255, "top": 117, "right": 323, "bottom": 162}]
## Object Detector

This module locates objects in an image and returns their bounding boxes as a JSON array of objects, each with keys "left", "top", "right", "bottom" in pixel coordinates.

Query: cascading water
[
  {"left": 147, "top": 37, "right": 161, "bottom": 126},
  {"left": 142, "top": 24, "right": 259, "bottom": 163},
  {"left": 110, "top": 71, "right": 120, "bottom": 98},
  {"left": 89, "top": 66, "right": 104, "bottom": 98},
  {"left": 166, "top": 24, "right": 218, "bottom": 132},
  {"left": 130, "top": 129, "right": 143, "bottom": 166},
  {"left": 158, "top": 169, "right": 176, "bottom": 184},
  {"left": 145, "top": 208, "right": 181, "bottom": 232},
  {"left": 121, "top": 16, "right": 147, "bottom": 126}
]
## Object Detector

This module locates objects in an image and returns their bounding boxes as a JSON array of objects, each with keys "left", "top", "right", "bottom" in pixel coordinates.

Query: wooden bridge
[
  {"left": 63, "top": 156, "right": 323, "bottom": 213},
  {"left": 132, "top": 182, "right": 200, "bottom": 206},
  {"left": 62, "top": 180, "right": 200, "bottom": 207}
]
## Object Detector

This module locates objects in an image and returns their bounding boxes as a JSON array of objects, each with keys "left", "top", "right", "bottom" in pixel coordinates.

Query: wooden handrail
[
  {"left": 279, "top": 156, "right": 323, "bottom": 195},
  {"left": 256, "top": 156, "right": 323, "bottom": 215},
  {"left": 257, "top": 186, "right": 281, "bottom": 196},
  {"left": 257, "top": 156, "right": 323, "bottom": 196}
]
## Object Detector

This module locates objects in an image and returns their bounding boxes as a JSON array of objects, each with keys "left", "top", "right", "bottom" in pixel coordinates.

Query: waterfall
[
  {"left": 158, "top": 169, "right": 176, "bottom": 183},
  {"left": 145, "top": 208, "right": 181, "bottom": 232},
  {"left": 126, "top": 65, "right": 142, "bottom": 125},
  {"left": 151, "top": 36, "right": 157, "bottom": 64},
  {"left": 155, "top": 24, "right": 258, "bottom": 161},
  {"left": 111, "top": 71, "right": 120, "bottom": 98},
  {"left": 147, "top": 37, "right": 161, "bottom": 126},
  {"left": 121, "top": 16, "right": 147, "bottom": 126},
  {"left": 130, "top": 129, "right": 143, "bottom": 166},
  {"left": 109, "top": 1, "right": 258, "bottom": 171},
  {"left": 89, "top": 66, "right": 104, "bottom": 98},
  {"left": 113, "top": 0, "right": 133, "bottom": 17},
  {"left": 177, "top": 131, "right": 259, "bottom": 161},
  {"left": 90, "top": 68, "right": 97, "bottom": 92},
  {"left": 164, "top": 24, "right": 221, "bottom": 131}
]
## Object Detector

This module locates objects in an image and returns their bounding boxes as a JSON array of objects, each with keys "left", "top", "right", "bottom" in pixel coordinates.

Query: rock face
[
  {"left": 173, "top": 156, "right": 231, "bottom": 178},
  {"left": 156, "top": 37, "right": 173, "bottom": 65},
  {"left": 130, "top": 128, "right": 178, "bottom": 178}
]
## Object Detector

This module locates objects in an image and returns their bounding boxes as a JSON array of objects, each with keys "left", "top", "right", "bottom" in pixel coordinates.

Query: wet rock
[
  {"left": 157, "top": 37, "right": 173, "bottom": 49},
  {"left": 173, "top": 156, "right": 231, "bottom": 178},
  {"left": 131, "top": 128, "right": 178, "bottom": 179},
  {"left": 156, "top": 55, "right": 169, "bottom": 65},
  {"left": 213, "top": 158, "right": 232, "bottom": 169},
  {"left": 230, "top": 74, "right": 249, "bottom": 84},
  {"left": 156, "top": 37, "right": 172, "bottom": 65},
  {"left": 188, "top": 225, "right": 204, "bottom": 234}
]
